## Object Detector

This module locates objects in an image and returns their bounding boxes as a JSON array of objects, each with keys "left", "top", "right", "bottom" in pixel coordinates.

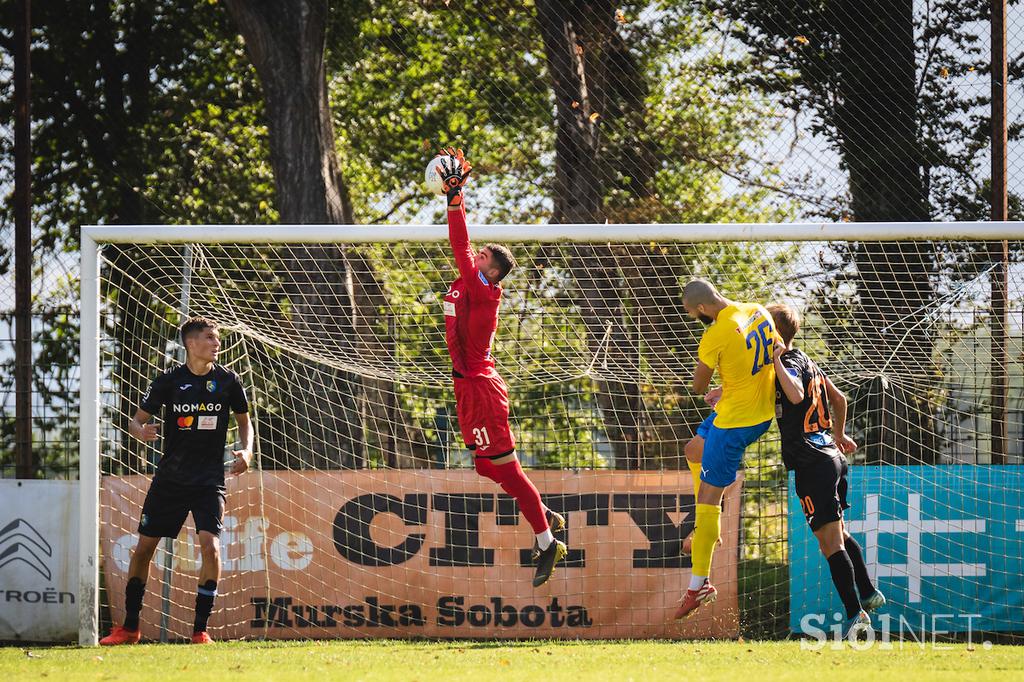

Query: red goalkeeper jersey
[{"left": 444, "top": 205, "right": 501, "bottom": 378}]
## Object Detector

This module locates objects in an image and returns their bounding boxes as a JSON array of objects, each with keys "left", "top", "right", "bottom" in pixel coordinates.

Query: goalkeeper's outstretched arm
[{"left": 437, "top": 148, "right": 482, "bottom": 285}]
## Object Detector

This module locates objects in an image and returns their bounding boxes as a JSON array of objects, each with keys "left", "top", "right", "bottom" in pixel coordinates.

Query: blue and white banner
[{"left": 789, "top": 465, "right": 1024, "bottom": 633}]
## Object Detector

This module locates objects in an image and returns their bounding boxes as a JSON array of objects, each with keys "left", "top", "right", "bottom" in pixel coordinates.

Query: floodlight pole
[
  {"left": 990, "top": 0, "right": 1008, "bottom": 464},
  {"left": 14, "top": 0, "right": 33, "bottom": 478}
]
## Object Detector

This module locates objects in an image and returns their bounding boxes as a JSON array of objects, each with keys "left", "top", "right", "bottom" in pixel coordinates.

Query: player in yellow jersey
[{"left": 674, "top": 279, "right": 777, "bottom": 620}]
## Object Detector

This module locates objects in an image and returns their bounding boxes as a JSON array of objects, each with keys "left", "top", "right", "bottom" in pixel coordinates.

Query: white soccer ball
[{"left": 424, "top": 154, "right": 460, "bottom": 196}]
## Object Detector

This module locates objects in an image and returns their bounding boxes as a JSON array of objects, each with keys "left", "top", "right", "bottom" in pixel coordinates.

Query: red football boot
[
  {"left": 191, "top": 631, "right": 214, "bottom": 644},
  {"left": 99, "top": 626, "right": 141, "bottom": 646},
  {"left": 673, "top": 579, "right": 718, "bottom": 620}
]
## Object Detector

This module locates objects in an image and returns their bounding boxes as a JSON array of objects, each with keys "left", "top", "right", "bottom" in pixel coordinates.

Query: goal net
[{"left": 80, "top": 223, "right": 1024, "bottom": 644}]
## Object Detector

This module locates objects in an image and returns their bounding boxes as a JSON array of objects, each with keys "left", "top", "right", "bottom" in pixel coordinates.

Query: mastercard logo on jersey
[{"left": 177, "top": 416, "right": 194, "bottom": 429}]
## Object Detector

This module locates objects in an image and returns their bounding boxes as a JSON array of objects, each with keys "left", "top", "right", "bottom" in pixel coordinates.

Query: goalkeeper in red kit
[{"left": 436, "top": 147, "right": 567, "bottom": 587}]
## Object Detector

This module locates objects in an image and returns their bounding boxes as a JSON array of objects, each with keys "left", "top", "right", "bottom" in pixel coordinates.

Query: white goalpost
[{"left": 79, "top": 222, "right": 1024, "bottom": 645}]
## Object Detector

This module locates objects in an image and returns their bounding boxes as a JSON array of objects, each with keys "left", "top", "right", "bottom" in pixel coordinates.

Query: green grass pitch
[{"left": 2, "top": 640, "right": 1022, "bottom": 681}]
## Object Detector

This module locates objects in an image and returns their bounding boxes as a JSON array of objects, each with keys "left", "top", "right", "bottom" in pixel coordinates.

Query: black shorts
[
  {"left": 793, "top": 454, "right": 849, "bottom": 532},
  {"left": 138, "top": 478, "right": 226, "bottom": 538}
]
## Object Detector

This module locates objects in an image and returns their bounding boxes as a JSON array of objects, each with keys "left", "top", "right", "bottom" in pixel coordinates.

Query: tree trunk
[
  {"left": 225, "top": 0, "right": 429, "bottom": 469},
  {"left": 534, "top": 0, "right": 669, "bottom": 468},
  {"left": 836, "top": 0, "right": 936, "bottom": 463},
  {"left": 103, "top": 1, "right": 162, "bottom": 476}
]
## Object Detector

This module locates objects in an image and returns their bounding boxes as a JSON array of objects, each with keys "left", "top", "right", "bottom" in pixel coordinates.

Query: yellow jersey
[{"left": 697, "top": 302, "right": 777, "bottom": 428}]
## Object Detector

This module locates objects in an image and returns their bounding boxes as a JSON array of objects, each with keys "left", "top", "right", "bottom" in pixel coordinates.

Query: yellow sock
[
  {"left": 691, "top": 503, "right": 722, "bottom": 577},
  {"left": 686, "top": 458, "right": 702, "bottom": 501}
]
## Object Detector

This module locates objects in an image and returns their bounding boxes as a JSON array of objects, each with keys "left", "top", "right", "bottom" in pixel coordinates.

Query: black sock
[
  {"left": 827, "top": 550, "right": 862, "bottom": 619},
  {"left": 123, "top": 577, "right": 145, "bottom": 631},
  {"left": 843, "top": 535, "right": 876, "bottom": 597},
  {"left": 193, "top": 580, "right": 217, "bottom": 633}
]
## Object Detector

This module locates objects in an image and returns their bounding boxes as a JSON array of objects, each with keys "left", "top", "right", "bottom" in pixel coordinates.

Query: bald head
[
  {"left": 682, "top": 279, "right": 722, "bottom": 307},
  {"left": 682, "top": 278, "right": 728, "bottom": 325}
]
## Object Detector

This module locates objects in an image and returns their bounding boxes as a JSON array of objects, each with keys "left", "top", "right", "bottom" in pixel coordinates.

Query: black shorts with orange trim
[{"left": 793, "top": 453, "right": 849, "bottom": 532}]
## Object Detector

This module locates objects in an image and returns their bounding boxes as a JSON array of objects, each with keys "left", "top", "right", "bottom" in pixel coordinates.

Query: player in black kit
[
  {"left": 101, "top": 317, "right": 252, "bottom": 645},
  {"left": 767, "top": 304, "right": 885, "bottom": 640}
]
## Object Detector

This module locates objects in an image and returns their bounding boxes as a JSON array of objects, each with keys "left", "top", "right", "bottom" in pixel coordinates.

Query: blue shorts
[
  {"left": 696, "top": 411, "right": 716, "bottom": 440},
  {"left": 700, "top": 418, "right": 772, "bottom": 487}
]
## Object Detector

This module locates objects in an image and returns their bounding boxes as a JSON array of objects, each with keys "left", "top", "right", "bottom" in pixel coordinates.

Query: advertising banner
[
  {"left": 0, "top": 480, "right": 79, "bottom": 642},
  {"left": 101, "top": 470, "right": 741, "bottom": 639},
  {"left": 789, "top": 465, "right": 1024, "bottom": 634}
]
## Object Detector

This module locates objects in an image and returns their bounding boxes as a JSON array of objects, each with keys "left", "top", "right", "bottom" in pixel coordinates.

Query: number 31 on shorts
[{"left": 472, "top": 427, "right": 490, "bottom": 446}]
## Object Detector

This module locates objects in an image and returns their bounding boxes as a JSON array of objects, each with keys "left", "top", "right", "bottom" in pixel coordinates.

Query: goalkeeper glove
[{"left": 436, "top": 147, "right": 472, "bottom": 208}]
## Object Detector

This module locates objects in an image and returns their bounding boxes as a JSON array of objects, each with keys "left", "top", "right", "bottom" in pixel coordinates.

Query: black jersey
[
  {"left": 140, "top": 364, "right": 249, "bottom": 486},
  {"left": 775, "top": 348, "right": 841, "bottom": 470}
]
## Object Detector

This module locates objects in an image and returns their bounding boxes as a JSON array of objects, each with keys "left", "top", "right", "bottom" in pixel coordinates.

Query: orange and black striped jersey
[{"left": 775, "top": 348, "right": 842, "bottom": 470}]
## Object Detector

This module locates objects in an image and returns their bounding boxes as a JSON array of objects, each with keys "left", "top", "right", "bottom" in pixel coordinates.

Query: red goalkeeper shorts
[{"left": 453, "top": 373, "right": 515, "bottom": 457}]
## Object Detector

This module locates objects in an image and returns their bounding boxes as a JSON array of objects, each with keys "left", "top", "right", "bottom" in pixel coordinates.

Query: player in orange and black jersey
[
  {"left": 100, "top": 316, "right": 252, "bottom": 646},
  {"left": 768, "top": 304, "right": 885, "bottom": 639}
]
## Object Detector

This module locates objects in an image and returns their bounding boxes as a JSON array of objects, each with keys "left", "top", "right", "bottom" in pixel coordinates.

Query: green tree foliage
[
  {"left": 2, "top": 0, "right": 795, "bottom": 473},
  {"left": 0, "top": 0, "right": 274, "bottom": 475},
  {"left": 322, "top": 1, "right": 793, "bottom": 468},
  {"left": 704, "top": 0, "right": 1024, "bottom": 463}
]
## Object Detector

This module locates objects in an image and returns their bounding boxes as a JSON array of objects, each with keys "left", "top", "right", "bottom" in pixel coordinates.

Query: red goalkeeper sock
[{"left": 475, "top": 457, "right": 548, "bottom": 534}]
